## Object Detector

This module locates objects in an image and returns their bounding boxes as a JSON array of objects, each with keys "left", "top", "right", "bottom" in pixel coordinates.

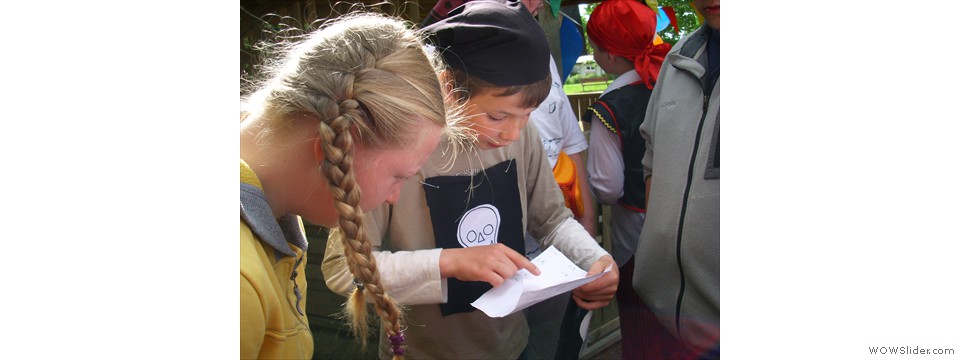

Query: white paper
[
  {"left": 470, "top": 246, "right": 612, "bottom": 318},
  {"left": 579, "top": 310, "right": 593, "bottom": 341}
]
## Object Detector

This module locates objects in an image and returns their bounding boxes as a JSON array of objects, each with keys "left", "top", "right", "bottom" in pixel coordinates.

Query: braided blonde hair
[{"left": 241, "top": 12, "right": 468, "bottom": 359}]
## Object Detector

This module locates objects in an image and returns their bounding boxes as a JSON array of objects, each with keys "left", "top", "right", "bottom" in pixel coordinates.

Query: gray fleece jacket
[{"left": 633, "top": 25, "right": 720, "bottom": 356}]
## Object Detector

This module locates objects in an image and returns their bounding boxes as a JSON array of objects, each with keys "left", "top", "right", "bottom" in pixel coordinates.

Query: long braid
[{"left": 317, "top": 98, "right": 406, "bottom": 358}]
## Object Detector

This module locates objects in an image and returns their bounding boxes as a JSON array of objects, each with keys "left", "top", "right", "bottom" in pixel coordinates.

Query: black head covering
[
  {"left": 421, "top": 0, "right": 470, "bottom": 28},
  {"left": 422, "top": 0, "right": 549, "bottom": 87}
]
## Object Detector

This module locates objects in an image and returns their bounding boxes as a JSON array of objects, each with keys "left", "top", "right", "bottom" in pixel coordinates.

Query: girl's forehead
[{"left": 358, "top": 123, "right": 440, "bottom": 166}]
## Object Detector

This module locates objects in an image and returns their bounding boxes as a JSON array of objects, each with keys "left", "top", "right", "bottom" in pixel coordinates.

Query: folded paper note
[{"left": 471, "top": 245, "right": 611, "bottom": 317}]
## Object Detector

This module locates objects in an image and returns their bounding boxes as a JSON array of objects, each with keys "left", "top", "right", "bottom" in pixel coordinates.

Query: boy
[{"left": 322, "top": 1, "right": 618, "bottom": 359}]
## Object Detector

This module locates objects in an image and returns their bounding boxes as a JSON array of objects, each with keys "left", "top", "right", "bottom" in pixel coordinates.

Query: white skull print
[{"left": 457, "top": 204, "right": 501, "bottom": 248}]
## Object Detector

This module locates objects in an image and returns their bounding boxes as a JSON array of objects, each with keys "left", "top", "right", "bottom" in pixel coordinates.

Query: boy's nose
[
  {"left": 499, "top": 121, "right": 524, "bottom": 142},
  {"left": 500, "top": 128, "right": 520, "bottom": 142}
]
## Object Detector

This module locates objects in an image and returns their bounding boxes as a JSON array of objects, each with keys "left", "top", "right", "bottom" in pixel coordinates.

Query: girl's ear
[
  {"left": 439, "top": 69, "right": 456, "bottom": 95},
  {"left": 313, "top": 136, "right": 326, "bottom": 165}
]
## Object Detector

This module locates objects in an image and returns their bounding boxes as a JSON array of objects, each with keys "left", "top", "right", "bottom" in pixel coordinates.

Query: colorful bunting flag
[
  {"left": 548, "top": 0, "right": 561, "bottom": 17},
  {"left": 664, "top": 6, "right": 681, "bottom": 34}
]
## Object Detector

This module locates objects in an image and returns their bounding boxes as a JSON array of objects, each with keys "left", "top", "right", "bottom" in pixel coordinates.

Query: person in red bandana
[{"left": 583, "top": 0, "right": 673, "bottom": 359}]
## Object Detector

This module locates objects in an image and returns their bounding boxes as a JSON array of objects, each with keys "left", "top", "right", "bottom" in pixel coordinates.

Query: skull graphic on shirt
[{"left": 456, "top": 204, "right": 500, "bottom": 248}]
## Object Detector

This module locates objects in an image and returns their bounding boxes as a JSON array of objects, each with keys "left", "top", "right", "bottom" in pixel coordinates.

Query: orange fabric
[{"left": 553, "top": 151, "right": 583, "bottom": 219}]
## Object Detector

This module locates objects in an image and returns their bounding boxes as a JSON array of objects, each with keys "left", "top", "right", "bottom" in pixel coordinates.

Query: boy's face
[
  {"left": 693, "top": 0, "right": 720, "bottom": 30},
  {"left": 588, "top": 38, "right": 612, "bottom": 73},
  {"left": 589, "top": 37, "right": 626, "bottom": 76},
  {"left": 464, "top": 90, "right": 536, "bottom": 150}
]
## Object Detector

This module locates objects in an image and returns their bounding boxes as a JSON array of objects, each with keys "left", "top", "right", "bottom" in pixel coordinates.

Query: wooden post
[{"left": 538, "top": 4, "right": 563, "bottom": 71}]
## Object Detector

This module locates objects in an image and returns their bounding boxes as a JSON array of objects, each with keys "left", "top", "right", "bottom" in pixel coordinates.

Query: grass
[{"left": 563, "top": 80, "right": 613, "bottom": 94}]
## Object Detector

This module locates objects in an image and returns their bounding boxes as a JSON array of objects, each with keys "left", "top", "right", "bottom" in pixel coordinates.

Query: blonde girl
[{"left": 240, "top": 13, "right": 464, "bottom": 359}]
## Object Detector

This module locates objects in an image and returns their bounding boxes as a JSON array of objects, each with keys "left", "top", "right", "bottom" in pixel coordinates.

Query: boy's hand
[
  {"left": 572, "top": 255, "right": 618, "bottom": 310},
  {"left": 440, "top": 243, "right": 541, "bottom": 287}
]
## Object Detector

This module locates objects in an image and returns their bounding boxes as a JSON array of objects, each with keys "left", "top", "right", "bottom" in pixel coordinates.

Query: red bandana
[{"left": 587, "top": 0, "right": 670, "bottom": 90}]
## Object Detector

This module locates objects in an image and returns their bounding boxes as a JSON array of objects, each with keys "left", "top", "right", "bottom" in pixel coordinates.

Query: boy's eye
[{"left": 488, "top": 114, "right": 505, "bottom": 121}]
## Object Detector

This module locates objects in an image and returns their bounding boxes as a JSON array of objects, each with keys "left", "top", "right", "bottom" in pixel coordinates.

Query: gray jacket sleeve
[{"left": 639, "top": 70, "right": 664, "bottom": 181}]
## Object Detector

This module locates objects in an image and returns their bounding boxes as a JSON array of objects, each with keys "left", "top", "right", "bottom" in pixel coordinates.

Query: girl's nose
[{"left": 384, "top": 185, "right": 402, "bottom": 205}]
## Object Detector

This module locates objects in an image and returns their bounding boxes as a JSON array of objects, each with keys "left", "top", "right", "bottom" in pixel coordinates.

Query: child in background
[
  {"left": 240, "top": 13, "right": 465, "bottom": 359},
  {"left": 322, "top": 1, "right": 618, "bottom": 359},
  {"left": 583, "top": 0, "right": 670, "bottom": 358}
]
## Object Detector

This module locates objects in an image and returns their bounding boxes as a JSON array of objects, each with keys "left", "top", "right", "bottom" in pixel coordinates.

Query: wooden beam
[{"left": 538, "top": 6, "right": 563, "bottom": 70}]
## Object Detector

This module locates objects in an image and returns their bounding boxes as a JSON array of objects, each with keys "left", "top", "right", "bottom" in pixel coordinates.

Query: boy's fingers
[
  {"left": 504, "top": 247, "right": 540, "bottom": 275},
  {"left": 573, "top": 294, "right": 609, "bottom": 310},
  {"left": 484, "top": 272, "right": 505, "bottom": 288}
]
